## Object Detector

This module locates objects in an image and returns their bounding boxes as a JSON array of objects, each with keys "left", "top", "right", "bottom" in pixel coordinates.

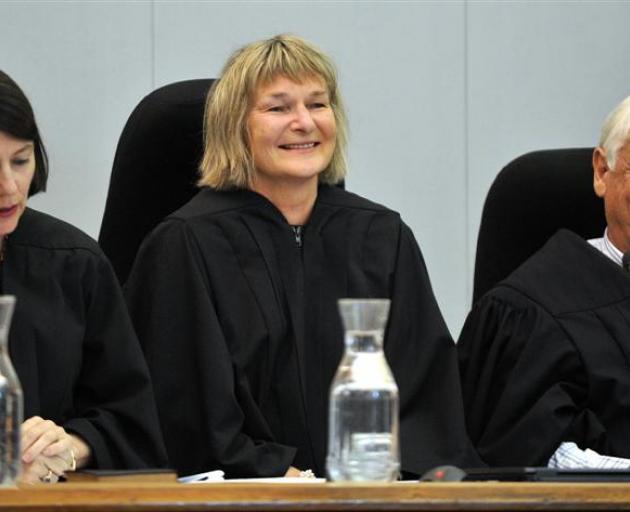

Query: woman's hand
[
  {"left": 20, "top": 416, "right": 91, "bottom": 484},
  {"left": 284, "top": 466, "right": 302, "bottom": 477}
]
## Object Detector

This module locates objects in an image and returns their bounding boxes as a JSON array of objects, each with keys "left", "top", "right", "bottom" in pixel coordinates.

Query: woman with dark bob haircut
[
  {"left": 0, "top": 70, "right": 167, "bottom": 483},
  {"left": 126, "top": 34, "right": 480, "bottom": 479}
]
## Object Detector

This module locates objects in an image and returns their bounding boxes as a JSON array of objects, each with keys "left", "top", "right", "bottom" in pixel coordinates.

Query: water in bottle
[
  {"left": 0, "top": 296, "right": 23, "bottom": 486},
  {"left": 326, "top": 299, "right": 399, "bottom": 481}
]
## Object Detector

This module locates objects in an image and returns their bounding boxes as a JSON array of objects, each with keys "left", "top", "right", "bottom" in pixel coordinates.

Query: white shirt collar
[{"left": 588, "top": 228, "right": 624, "bottom": 267}]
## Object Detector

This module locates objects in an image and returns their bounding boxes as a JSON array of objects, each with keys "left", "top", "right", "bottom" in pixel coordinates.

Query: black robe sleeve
[
  {"left": 5, "top": 209, "right": 168, "bottom": 470},
  {"left": 62, "top": 253, "right": 169, "bottom": 469},
  {"left": 386, "top": 224, "right": 482, "bottom": 473},
  {"left": 457, "top": 291, "right": 591, "bottom": 466},
  {"left": 124, "top": 220, "right": 296, "bottom": 477}
]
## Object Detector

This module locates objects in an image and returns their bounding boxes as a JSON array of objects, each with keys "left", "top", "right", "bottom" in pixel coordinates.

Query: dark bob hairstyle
[{"left": 0, "top": 70, "right": 48, "bottom": 196}]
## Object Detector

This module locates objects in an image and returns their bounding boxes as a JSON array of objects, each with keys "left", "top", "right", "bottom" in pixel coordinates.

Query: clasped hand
[{"left": 20, "top": 416, "right": 77, "bottom": 484}]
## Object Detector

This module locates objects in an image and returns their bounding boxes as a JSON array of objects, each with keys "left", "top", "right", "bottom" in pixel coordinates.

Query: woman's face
[
  {"left": 0, "top": 131, "right": 35, "bottom": 237},
  {"left": 247, "top": 74, "right": 336, "bottom": 190}
]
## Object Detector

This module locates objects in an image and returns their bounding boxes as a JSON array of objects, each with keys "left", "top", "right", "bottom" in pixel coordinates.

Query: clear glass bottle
[
  {"left": 326, "top": 298, "right": 399, "bottom": 482},
  {"left": 0, "top": 296, "right": 22, "bottom": 486}
]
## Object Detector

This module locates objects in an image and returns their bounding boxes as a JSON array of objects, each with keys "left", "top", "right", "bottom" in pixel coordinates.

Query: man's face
[{"left": 593, "top": 139, "right": 630, "bottom": 252}]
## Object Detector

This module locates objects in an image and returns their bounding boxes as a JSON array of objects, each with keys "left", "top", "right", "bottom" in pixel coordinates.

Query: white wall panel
[
  {"left": 0, "top": 0, "right": 153, "bottom": 238},
  {"left": 466, "top": 1, "right": 630, "bottom": 313}
]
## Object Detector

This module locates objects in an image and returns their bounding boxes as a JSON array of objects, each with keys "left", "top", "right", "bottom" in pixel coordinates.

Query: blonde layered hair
[{"left": 199, "top": 34, "right": 348, "bottom": 189}]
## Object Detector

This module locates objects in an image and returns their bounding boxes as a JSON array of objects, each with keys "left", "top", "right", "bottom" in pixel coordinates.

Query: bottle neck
[
  {"left": 344, "top": 329, "right": 384, "bottom": 353},
  {"left": 0, "top": 329, "right": 9, "bottom": 351}
]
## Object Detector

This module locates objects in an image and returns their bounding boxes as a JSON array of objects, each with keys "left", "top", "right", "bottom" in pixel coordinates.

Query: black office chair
[
  {"left": 98, "top": 79, "right": 215, "bottom": 284},
  {"left": 472, "top": 148, "right": 605, "bottom": 303}
]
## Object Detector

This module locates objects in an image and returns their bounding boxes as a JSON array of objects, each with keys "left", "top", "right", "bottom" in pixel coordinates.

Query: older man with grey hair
[{"left": 458, "top": 96, "right": 630, "bottom": 469}]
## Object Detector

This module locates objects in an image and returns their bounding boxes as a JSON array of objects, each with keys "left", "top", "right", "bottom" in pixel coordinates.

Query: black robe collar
[
  {"left": 503, "top": 229, "right": 630, "bottom": 315},
  {"left": 171, "top": 185, "right": 387, "bottom": 230}
]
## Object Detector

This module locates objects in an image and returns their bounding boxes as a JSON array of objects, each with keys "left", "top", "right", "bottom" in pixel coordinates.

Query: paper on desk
[
  {"left": 178, "top": 470, "right": 324, "bottom": 484},
  {"left": 223, "top": 477, "right": 325, "bottom": 484},
  {"left": 178, "top": 470, "right": 225, "bottom": 483}
]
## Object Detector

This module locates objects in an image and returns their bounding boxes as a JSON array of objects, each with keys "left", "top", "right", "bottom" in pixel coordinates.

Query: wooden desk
[{"left": 2, "top": 481, "right": 630, "bottom": 511}]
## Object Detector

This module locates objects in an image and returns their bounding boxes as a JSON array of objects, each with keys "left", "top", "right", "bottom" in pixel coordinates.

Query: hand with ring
[{"left": 20, "top": 416, "right": 84, "bottom": 484}]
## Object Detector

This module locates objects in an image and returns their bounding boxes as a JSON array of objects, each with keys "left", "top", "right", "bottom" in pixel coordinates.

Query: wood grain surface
[{"left": 2, "top": 481, "right": 630, "bottom": 511}]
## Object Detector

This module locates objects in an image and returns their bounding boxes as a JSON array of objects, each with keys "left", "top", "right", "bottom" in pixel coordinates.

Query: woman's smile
[
  {"left": 278, "top": 142, "right": 319, "bottom": 150},
  {"left": 0, "top": 204, "right": 18, "bottom": 218}
]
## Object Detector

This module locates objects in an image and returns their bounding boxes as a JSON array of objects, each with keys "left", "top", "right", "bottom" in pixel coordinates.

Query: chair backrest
[
  {"left": 472, "top": 148, "right": 606, "bottom": 303},
  {"left": 98, "top": 79, "right": 215, "bottom": 284}
]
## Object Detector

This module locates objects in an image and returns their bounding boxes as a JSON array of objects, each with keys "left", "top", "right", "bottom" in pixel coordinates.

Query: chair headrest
[
  {"left": 472, "top": 148, "right": 605, "bottom": 302},
  {"left": 99, "top": 79, "right": 215, "bottom": 283}
]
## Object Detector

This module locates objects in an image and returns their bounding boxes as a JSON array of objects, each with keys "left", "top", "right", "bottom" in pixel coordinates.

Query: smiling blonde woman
[{"left": 126, "top": 34, "right": 480, "bottom": 479}]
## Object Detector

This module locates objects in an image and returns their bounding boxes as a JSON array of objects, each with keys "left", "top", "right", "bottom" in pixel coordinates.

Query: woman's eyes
[
  {"left": 12, "top": 158, "right": 30, "bottom": 167},
  {"left": 266, "top": 102, "right": 328, "bottom": 113}
]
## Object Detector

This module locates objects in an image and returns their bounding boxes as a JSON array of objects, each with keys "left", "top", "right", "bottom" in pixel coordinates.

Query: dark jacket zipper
[{"left": 292, "top": 225, "right": 303, "bottom": 248}]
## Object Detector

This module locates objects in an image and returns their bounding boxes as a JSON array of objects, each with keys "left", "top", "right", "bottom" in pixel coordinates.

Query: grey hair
[{"left": 599, "top": 95, "right": 630, "bottom": 169}]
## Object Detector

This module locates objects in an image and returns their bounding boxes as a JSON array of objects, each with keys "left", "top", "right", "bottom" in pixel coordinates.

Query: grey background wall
[{"left": 2, "top": 0, "right": 630, "bottom": 337}]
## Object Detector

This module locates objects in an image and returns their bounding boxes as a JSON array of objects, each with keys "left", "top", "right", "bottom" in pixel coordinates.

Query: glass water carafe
[
  {"left": 326, "top": 299, "right": 399, "bottom": 481},
  {"left": 0, "top": 296, "right": 22, "bottom": 485}
]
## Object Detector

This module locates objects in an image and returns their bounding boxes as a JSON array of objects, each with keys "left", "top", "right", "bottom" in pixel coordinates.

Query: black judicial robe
[
  {"left": 125, "top": 185, "right": 479, "bottom": 478},
  {"left": 458, "top": 229, "right": 630, "bottom": 466},
  {"left": 4, "top": 208, "right": 167, "bottom": 469}
]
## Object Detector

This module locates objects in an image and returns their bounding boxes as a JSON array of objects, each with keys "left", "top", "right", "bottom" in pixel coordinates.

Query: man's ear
[{"left": 593, "top": 147, "right": 609, "bottom": 198}]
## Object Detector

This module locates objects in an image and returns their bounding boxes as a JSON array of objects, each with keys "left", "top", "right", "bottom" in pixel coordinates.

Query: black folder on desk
[{"left": 464, "top": 467, "right": 630, "bottom": 482}]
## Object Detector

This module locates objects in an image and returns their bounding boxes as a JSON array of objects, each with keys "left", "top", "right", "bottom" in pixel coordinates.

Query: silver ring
[
  {"left": 69, "top": 449, "right": 77, "bottom": 472},
  {"left": 41, "top": 469, "right": 54, "bottom": 483}
]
